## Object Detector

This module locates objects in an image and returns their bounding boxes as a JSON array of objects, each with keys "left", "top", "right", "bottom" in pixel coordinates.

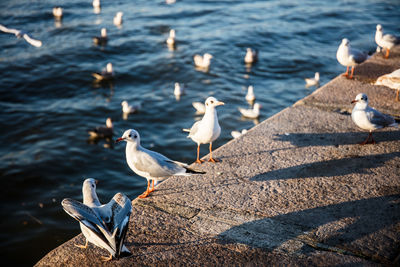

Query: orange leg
[
  {"left": 138, "top": 180, "right": 151, "bottom": 198},
  {"left": 360, "top": 132, "right": 376, "bottom": 145},
  {"left": 148, "top": 180, "right": 155, "bottom": 193},
  {"left": 396, "top": 89, "right": 399, "bottom": 102},
  {"left": 385, "top": 48, "right": 390, "bottom": 59},
  {"left": 349, "top": 66, "right": 355, "bottom": 79},
  {"left": 74, "top": 240, "right": 88, "bottom": 249},
  {"left": 208, "top": 142, "right": 219, "bottom": 163},
  {"left": 100, "top": 254, "right": 113, "bottom": 262},
  {"left": 195, "top": 144, "right": 204, "bottom": 164},
  {"left": 342, "top": 66, "right": 349, "bottom": 77}
]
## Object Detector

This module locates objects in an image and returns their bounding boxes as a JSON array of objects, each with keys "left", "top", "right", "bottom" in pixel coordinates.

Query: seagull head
[
  {"left": 116, "top": 12, "right": 123, "bottom": 18},
  {"left": 106, "top": 63, "right": 113, "bottom": 73},
  {"left": 341, "top": 38, "right": 350, "bottom": 47},
  {"left": 204, "top": 53, "right": 213, "bottom": 60},
  {"left": 376, "top": 24, "right": 382, "bottom": 31},
  {"left": 253, "top": 103, "right": 261, "bottom": 110},
  {"left": 170, "top": 29, "right": 175, "bottom": 38},
  {"left": 116, "top": 129, "right": 140, "bottom": 145},
  {"left": 121, "top": 100, "right": 128, "bottom": 107},
  {"left": 351, "top": 93, "right": 368, "bottom": 105},
  {"left": 82, "top": 178, "right": 100, "bottom": 204},
  {"left": 205, "top": 96, "right": 224, "bottom": 109}
]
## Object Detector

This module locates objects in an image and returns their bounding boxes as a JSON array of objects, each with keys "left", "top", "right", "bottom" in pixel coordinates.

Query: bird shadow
[
  {"left": 217, "top": 194, "right": 400, "bottom": 264},
  {"left": 251, "top": 151, "right": 400, "bottom": 181}
]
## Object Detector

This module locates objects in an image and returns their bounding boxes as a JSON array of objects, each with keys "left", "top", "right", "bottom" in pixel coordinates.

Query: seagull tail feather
[{"left": 184, "top": 166, "right": 206, "bottom": 174}]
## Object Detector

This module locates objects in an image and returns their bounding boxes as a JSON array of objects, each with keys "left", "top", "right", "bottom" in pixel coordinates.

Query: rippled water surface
[{"left": 0, "top": 0, "right": 399, "bottom": 265}]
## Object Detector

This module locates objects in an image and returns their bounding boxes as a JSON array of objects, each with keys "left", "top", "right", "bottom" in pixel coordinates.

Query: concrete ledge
[{"left": 36, "top": 46, "right": 400, "bottom": 266}]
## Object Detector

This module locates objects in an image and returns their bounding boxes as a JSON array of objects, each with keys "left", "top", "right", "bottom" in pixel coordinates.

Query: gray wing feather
[
  {"left": 367, "top": 107, "right": 395, "bottom": 127},
  {"left": 189, "top": 121, "right": 201, "bottom": 136},
  {"left": 135, "top": 148, "right": 183, "bottom": 177},
  {"left": 383, "top": 34, "right": 399, "bottom": 44},
  {"left": 350, "top": 48, "right": 368, "bottom": 64}
]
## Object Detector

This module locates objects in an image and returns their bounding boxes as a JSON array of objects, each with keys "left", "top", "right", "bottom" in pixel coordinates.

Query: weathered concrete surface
[{"left": 36, "top": 46, "right": 400, "bottom": 266}]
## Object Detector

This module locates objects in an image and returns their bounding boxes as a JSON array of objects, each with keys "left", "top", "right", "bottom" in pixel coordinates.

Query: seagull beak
[
  {"left": 351, "top": 100, "right": 358, "bottom": 104},
  {"left": 115, "top": 137, "right": 124, "bottom": 143},
  {"left": 95, "top": 179, "right": 99, "bottom": 185},
  {"left": 216, "top": 101, "right": 225, "bottom": 106}
]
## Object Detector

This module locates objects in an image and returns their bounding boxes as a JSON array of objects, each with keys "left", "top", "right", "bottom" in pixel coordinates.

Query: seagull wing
[
  {"left": 0, "top": 24, "right": 20, "bottom": 34},
  {"left": 367, "top": 107, "right": 396, "bottom": 128},
  {"left": 383, "top": 33, "right": 399, "bottom": 44},
  {"left": 22, "top": 33, "right": 42, "bottom": 47},
  {"left": 350, "top": 48, "right": 368, "bottom": 64}
]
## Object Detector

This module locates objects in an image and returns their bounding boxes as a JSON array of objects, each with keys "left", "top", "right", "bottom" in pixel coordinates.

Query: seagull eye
[
  {"left": 133, "top": 135, "right": 137, "bottom": 139},
  {"left": 128, "top": 134, "right": 131, "bottom": 138},
  {"left": 92, "top": 184, "right": 94, "bottom": 188},
  {"left": 210, "top": 100, "right": 214, "bottom": 104}
]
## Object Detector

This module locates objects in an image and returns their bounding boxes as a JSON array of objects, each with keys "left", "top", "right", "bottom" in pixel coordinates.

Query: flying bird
[{"left": 0, "top": 24, "right": 42, "bottom": 47}]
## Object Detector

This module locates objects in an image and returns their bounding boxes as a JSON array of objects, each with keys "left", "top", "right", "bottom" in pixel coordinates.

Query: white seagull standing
[
  {"left": 375, "top": 69, "right": 400, "bottom": 101},
  {"left": 92, "top": 63, "right": 114, "bottom": 81},
  {"left": 245, "top": 85, "right": 256, "bottom": 102},
  {"left": 193, "top": 53, "right": 213, "bottom": 70},
  {"left": 375, "top": 24, "right": 399, "bottom": 59},
  {"left": 0, "top": 24, "right": 42, "bottom": 47},
  {"left": 351, "top": 93, "right": 398, "bottom": 145},
  {"left": 192, "top": 101, "right": 206, "bottom": 115},
  {"left": 61, "top": 178, "right": 132, "bottom": 262},
  {"left": 116, "top": 129, "right": 205, "bottom": 198},
  {"left": 53, "top": 7, "right": 63, "bottom": 20},
  {"left": 305, "top": 72, "right": 320, "bottom": 87},
  {"left": 239, "top": 103, "right": 261, "bottom": 119},
  {"left": 244, "top": 48, "right": 258, "bottom": 64},
  {"left": 336, "top": 38, "right": 369, "bottom": 79},
  {"left": 113, "top": 12, "right": 123, "bottom": 27},
  {"left": 184, "top": 97, "right": 224, "bottom": 163}
]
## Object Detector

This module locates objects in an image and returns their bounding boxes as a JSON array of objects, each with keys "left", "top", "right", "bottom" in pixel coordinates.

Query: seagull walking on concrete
[
  {"left": 375, "top": 69, "right": 400, "bottom": 101},
  {"left": 336, "top": 38, "right": 369, "bottom": 79},
  {"left": 0, "top": 24, "right": 42, "bottom": 47},
  {"left": 116, "top": 129, "right": 205, "bottom": 198},
  {"left": 239, "top": 103, "right": 261, "bottom": 119},
  {"left": 351, "top": 93, "right": 398, "bottom": 145},
  {"left": 184, "top": 97, "right": 224, "bottom": 163},
  {"left": 375, "top": 24, "right": 399, "bottom": 59},
  {"left": 305, "top": 72, "right": 320, "bottom": 87},
  {"left": 61, "top": 178, "right": 132, "bottom": 262},
  {"left": 88, "top": 118, "right": 113, "bottom": 139}
]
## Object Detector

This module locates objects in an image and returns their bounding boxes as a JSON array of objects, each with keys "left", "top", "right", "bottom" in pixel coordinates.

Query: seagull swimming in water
[
  {"left": 351, "top": 93, "right": 398, "bottom": 145},
  {"left": 375, "top": 24, "right": 399, "bottom": 59},
  {"left": 113, "top": 12, "right": 123, "bottom": 27},
  {"left": 336, "top": 38, "right": 369, "bottom": 79},
  {"left": 174, "top": 82, "right": 185, "bottom": 100},
  {"left": 166, "top": 29, "right": 176, "bottom": 46},
  {"left": 116, "top": 129, "right": 205, "bottom": 198},
  {"left": 193, "top": 53, "right": 213, "bottom": 70},
  {"left": 231, "top": 129, "right": 248, "bottom": 139},
  {"left": 245, "top": 85, "right": 256, "bottom": 102},
  {"left": 92, "top": 63, "right": 114, "bottom": 81},
  {"left": 52, "top": 7, "right": 63, "bottom": 20},
  {"left": 88, "top": 118, "right": 113, "bottom": 139},
  {"left": 61, "top": 178, "right": 132, "bottom": 262},
  {"left": 192, "top": 101, "right": 206, "bottom": 115},
  {"left": 244, "top": 48, "right": 258, "bottom": 64},
  {"left": 0, "top": 24, "right": 42, "bottom": 47},
  {"left": 93, "top": 28, "right": 108, "bottom": 45},
  {"left": 239, "top": 103, "right": 261, "bottom": 119},
  {"left": 184, "top": 97, "right": 224, "bottom": 163},
  {"left": 305, "top": 72, "right": 320, "bottom": 87}
]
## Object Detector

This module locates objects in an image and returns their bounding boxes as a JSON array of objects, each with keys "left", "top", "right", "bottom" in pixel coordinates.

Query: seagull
[
  {"left": 166, "top": 29, "right": 176, "bottom": 46},
  {"left": 305, "top": 72, "right": 320, "bottom": 87},
  {"left": 183, "top": 97, "right": 224, "bottom": 163},
  {"left": 375, "top": 69, "right": 400, "bottom": 101},
  {"left": 166, "top": 0, "right": 176, "bottom": 4},
  {"left": 231, "top": 129, "right": 248, "bottom": 139},
  {"left": 61, "top": 178, "right": 132, "bottom": 262},
  {"left": 0, "top": 24, "right": 42, "bottom": 47},
  {"left": 375, "top": 24, "right": 399, "bottom": 59},
  {"left": 92, "top": 63, "right": 114, "bottom": 81},
  {"left": 116, "top": 129, "right": 205, "bottom": 198},
  {"left": 88, "top": 118, "right": 113, "bottom": 139},
  {"left": 121, "top": 100, "right": 140, "bottom": 115},
  {"left": 244, "top": 48, "right": 258, "bottom": 64},
  {"left": 53, "top": 7, "right": 63, "bottom": 20},
  {"left": 351, "top": 93, "right": 398, "bottom": 145},
  {"left": 93, "top": 0, "right": 101, "bottom": 8},
  {"left": 192, "top": 101, "right": 206, "bottom": 115},
  {"left": 239, "top": 103, "right": 261, "bottom": 119},
  {"left": 336, "top": 38, "right": 369, "bottom": 79},
  {"left": 245, "top": 85, "right": 256, "bottom": 102},
  {"left": 174, "top": 82, "right": 185, "bottom": 100},
  {"left": 93, "top": 28, "right": 108, "bottom": 45},
  {"left": 193, "top": 53, "right": 213, "bottom": 70},
  {"left": 113, "top": 12, "right": 123, "bottom": 27}
]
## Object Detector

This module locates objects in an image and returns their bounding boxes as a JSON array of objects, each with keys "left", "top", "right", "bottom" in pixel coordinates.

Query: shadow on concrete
[
  {"left": 274, "top": 131, "right": 400, "bottom": 147},
  {"left": 251, "top": 152, "right": 400, "bottom": 181},
  {"left": 217, "top": 194, "right": 400, "bottom": 264}
]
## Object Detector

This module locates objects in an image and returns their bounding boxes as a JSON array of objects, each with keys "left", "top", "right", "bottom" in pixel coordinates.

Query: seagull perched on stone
[
  {"left": 0, "top": 24, "right": 42, "bottom": 47},
  {"left": 116, "top": 129, "right": 205, "bottom": 198},
  {"left": 193, "top": 53, "right": 213, "bottom": 70},
  {"left": 244, "top": 48, "right": 258, "bottom": 64},
  {"left": 61, "top": 178, "right": 132, "bottom": 262},
  {"left": 113, "top": 12, "right": 123, "bottom": 27},
  {"left": 93, "top": 28, "right": 108, "bottom": 45},
  {"left": 183, "top": 97, "right": 224, "bottom": 163},
  {"left": 305, "top": 72, "right": 320, "bottom": 87},
  {"left": 92, "top": 63, "right": 114, "bottom": 81},
  {"left": 375, "top": 24, "right": 399, "bottom": 59},
  {"left": 239, "top": 103, "right": 261, "bottom": 119},
  {"left": 336, "top": 38, "right": 369, "bottom": 79},
  {"left": 88, "top": 118, "right": 113, "bottom": 139},
  {"left": 375, "top": 69, "right": 400, "bottom": 102},
  {"left": 351, "top": 93, "right": 398, "bottom": 145}
]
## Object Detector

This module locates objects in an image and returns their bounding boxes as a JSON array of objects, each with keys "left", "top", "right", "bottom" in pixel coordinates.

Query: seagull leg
[
  {"left": 342, "top": 66, "right": 349, "bottom": 77},
  {"left": 148, "top": 180, "right": 155, "bottom": 193},
  {"left": 396, "top": 89, "right": 399, "bottom": 102},
  {"left": 385, "top": 48, "right": 390, "bottom": 59},
  {"left": 100, "top": 254, "right": 113, "bottom": 262},
  {"left": 208, "top": 142, "right": 219, "bottom": 163},
  {"left": 74, "top": 240, "right": 88, "bottom": 249},
  {"left": 138, "top": 180, "right": 151, "bottom": 198},
  {"left": 195, "top": 144, "right": 204, "bottom": 164},
  {"left": 360, "top": 132, "right": 375, "bottom": 145},
  {"left": 349, "top": 66, "right": 355, "bottom": 79}
]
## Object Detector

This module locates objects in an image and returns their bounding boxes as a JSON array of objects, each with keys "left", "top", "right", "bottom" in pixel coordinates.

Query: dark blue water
[{"left": 0, "top": 0, "right": 399, "bottom": 265}]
